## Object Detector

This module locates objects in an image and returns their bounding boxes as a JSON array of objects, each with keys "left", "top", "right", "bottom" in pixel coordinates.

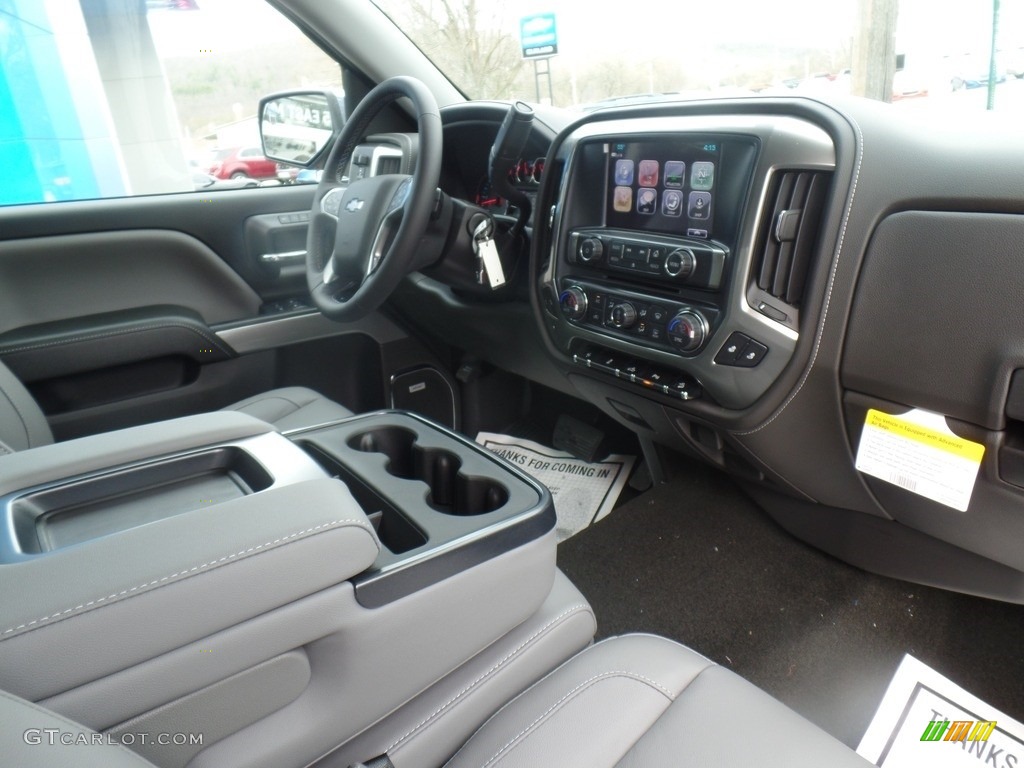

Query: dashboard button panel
[
  {"left": 714, "top": 332, "right": 769, "bottom": 368},
  {"left": 569, "top": 229, "right": 726, "bottom": 290},
  {"left": 572, "top": 343, "right": 702, "bottom": 401},
  {"left": 560, "top": 279, "right": 718, "bottom": 356}
]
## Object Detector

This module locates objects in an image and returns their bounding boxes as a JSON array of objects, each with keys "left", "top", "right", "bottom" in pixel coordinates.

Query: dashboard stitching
[
  {"left": 734, "top": 107, "right": 864, "bottom": 436},
  {"left": 0, "top": 518, "right": 374, "bottom": 640}
]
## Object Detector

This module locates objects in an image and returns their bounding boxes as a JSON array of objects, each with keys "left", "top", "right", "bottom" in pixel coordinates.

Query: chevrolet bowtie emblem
[{"left": 345, "top": 198, "right": 365, "bottom": 213}]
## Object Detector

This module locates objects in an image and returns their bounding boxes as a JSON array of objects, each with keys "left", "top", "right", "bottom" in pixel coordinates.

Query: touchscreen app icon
[
  {"left": 662, "top": 189, "right": 683, "bottom": 216},
  {"left": 613, "top": 186, "right": 633, "bottom": 212},
  {"left": 688, "top": 191, "right": 712, "bottom": 220},
  {"left": 664, "top": 161, "right": 685, "bottom": 188},
  {"left": 614, "top": 159, "right": 634, "bottom": 185},
  {"left": 637, "top": 187, "right": 657, "bottom": 214},
  {"left": 691, "top": 161, "right": 715, "bottom": 190},
  {"left": 638, "top": 160, "right": 659, "bottom": 187}
]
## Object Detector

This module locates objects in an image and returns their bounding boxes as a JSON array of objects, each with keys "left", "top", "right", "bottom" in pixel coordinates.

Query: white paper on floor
[
  {"left": 475, "top": 432, "right": 635, "bottom": 542},
  {"left": 857, "top": 653, "right": 1024, "bottom": 767}
]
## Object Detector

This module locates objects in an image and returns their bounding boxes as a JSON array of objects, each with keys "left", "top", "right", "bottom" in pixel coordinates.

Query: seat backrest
[{"left": 0, "top": 359, "right": 53, "bottom": 453}]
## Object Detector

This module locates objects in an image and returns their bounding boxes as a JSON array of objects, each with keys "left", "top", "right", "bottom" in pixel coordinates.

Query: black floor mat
[{"left": 556, "top": 463, "right": 1024, "bottom": 748}]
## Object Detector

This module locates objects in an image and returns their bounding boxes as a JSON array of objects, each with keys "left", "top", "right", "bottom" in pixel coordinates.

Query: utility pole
[
  {"left": 987, "top": 0, "right": 1001, "bottom": 110},
  {"left": 852, "top": 0, "right": 898, "bottom": 101}
]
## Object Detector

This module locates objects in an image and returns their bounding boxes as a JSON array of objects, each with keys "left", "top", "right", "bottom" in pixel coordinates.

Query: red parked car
[{"left": 207, "top": 146, "right": 278, "bottom": 180}]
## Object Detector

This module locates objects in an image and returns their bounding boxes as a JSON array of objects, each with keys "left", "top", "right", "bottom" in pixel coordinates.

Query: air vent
[
  {"left": 375, "top": 155, "right": 402, "bottom": 175},
  {"left": 753, "top": 170, "right": 831, "bottom": 307}
]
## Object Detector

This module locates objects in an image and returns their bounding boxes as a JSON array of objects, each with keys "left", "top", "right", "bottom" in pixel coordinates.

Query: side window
[{"left": 0, "top": 0, "right": 343, "bottom": 206}]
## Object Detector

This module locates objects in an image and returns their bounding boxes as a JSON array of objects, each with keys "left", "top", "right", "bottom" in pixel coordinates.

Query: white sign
[
  {"left": 476, "top": 432, "right": 634, "bottom": 541},
  {"left": 858, "top": 655, "right": 1024, "bottom": 767}
]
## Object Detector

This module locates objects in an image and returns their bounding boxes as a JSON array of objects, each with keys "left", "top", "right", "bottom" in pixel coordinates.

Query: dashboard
[
  {"left": 541, "top": 115, "right": 834, "bottom": 409},
  {"left": 414, "top": 95, "right": 1024, "bottom": 604}
]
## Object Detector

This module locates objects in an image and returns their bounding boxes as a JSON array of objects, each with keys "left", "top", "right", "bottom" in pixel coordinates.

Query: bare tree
[{"left": 385, "top": 0, "right": 525, "bottom": 99}]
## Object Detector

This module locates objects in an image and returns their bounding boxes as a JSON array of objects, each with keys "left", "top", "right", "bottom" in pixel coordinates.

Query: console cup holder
[{"left": 349, "top": 427, "right": 508, "bottom": 516}]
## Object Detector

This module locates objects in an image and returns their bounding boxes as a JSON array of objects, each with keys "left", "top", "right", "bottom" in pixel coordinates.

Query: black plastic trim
[{"left": 292, "top": 410, "right": 555, "bottom": 608}]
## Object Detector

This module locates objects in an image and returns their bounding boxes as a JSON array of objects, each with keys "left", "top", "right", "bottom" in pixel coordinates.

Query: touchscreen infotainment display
[{"left": 605, "top": 139, "right": 721, "bottom": 239}]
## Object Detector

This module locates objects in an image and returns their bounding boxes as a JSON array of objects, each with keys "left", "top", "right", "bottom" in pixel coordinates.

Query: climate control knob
[
  {"left": 664, "top": 248, "right": 696, "bottom": 279},
  {"left": 578, "top": 237, "right": 604, "bottom": 263},
  {"left": 667, "top": 310, "right": 709, "bottom": 353},
  {"left": 609, "top": 302, "right": 638, "bottom": 329},
  {"left": 559, "top": 286, "right": 588, "bottom": 321}
]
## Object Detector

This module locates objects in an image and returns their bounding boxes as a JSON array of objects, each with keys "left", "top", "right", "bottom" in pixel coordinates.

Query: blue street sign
[{"left": 520, "top": 13, "right": 558, "bottom": 59}]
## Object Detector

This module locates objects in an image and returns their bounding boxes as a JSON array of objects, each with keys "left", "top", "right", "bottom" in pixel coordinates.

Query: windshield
[{"left": 372, "top": 0, "right": 1023, "bottom": 113}]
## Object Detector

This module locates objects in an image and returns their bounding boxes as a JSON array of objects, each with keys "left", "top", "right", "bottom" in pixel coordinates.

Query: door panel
[
  {"left": 0, "top": 187, "right": 390, "bottom": 437},
  {"left": 0, "top": 185, "right": 319, "bottom": 305}
]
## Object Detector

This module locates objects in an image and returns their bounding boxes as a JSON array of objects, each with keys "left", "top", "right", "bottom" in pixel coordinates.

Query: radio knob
[
  {"left": 667, "top": 310, "right": 708, "bottom": 353},
  {"left": 578, "top": 237, "right": 604, "bottom": 263},
  {"left": 559, "top": 286, "right": 588, "bottom": 321},
  {"left": 665, "top": 248, "right": 696, "bottom": 279},
  {"left": 610, "top": 302, "right": 637, "bottom": 329}
]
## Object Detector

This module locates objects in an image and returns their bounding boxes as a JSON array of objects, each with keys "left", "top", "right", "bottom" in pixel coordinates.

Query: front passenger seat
[
  {"left": 1, "top": 634, "right": 871, "bottom": 767},
  {"left": 0, "top": 359, "right": 352, "bottom": 454}
]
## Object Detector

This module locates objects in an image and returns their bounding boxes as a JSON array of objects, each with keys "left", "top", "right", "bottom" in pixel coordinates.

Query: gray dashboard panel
[{"left": 842, "top": 210, "right": 1024, "bottom": 432}]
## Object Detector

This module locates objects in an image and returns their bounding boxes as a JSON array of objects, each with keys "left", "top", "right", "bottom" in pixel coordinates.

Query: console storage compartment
[{"left": 12, "top": 447, "right": 274, "bottom": 553}]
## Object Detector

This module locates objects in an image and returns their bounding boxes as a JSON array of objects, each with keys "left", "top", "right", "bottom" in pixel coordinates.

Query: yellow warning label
[{"left": 864, "top": 410, "right": 985, "bottom": 462}]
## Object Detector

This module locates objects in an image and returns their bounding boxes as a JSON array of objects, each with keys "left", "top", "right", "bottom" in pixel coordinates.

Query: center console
[
  {"left": 540, "top": 114, "right": 836, "bottom": 410},
  {"left": 0, "top": 411, "right": 554, "bottom": 608},
  {"left": 0, "top": 412, "right": 579, "bottom": 768}
]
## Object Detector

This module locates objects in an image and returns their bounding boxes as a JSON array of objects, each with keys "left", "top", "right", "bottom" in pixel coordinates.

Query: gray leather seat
[
  {"left": 445, "top": 634, "right": 870, "bottom": 767},
  {"left": 0, "top": 360, "right": 352, "bottom": 454},
  {"left": 1, "top": 634, "right": 870, "bottom": 767}
]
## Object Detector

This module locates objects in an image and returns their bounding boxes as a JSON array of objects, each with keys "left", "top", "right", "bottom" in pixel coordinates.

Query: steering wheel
[{"left": 306, "top": 76, "right": 442, "bottom": 321}]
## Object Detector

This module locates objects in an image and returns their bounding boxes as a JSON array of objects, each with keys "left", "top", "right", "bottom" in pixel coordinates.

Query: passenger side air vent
[
  {"left": 376, "top": 155, "right": 402, "bottom": 175},
  {"left": 752, "top": 170, "right": 831, "bottom": 309}
]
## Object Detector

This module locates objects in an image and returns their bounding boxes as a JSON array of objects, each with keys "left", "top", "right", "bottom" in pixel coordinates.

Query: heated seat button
[
  {"left": 714, "top": 332, "right": 750, "bottom": 365},
  {"left": 735, "top": 339, "right": 769, "bottom": 367},
  {"left": 667, "top": 375, "right": 701, "bottom": 400}
]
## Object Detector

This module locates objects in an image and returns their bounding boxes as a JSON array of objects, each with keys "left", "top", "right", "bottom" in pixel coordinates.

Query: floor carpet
[{"left": 556, "top": 462, "right": 1024, "bottom": 748}]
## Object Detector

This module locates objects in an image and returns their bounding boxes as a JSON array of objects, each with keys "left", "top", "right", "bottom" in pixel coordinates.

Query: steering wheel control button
[
  {"left": 667, "top": 310, "right": 708, "bottom": 353},
  {"left": 578, "top": 237, "right": 604, "bottom": 263},
  {"left": 664, "top": 248, "right": 696, "bottom": 279},
  {"left": 735, "top": 339, "right": 769, "bottom": 367},
  {"left": 714, "top": 332, "right": 750, "bottom": 365},
  {"left": 559, "top": 286, "right": 588, "bottom": 321}
]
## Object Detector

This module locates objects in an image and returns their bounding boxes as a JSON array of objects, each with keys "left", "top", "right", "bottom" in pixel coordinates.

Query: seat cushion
[
  {"left": 445, "top": 634, "right": 871, "bottom": 768},
  {"left": 223, "top": 387, "right": 353, "bottom": 432},
  {"left": 0, "top": 360, "right": 54, "bottom": 451}
]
